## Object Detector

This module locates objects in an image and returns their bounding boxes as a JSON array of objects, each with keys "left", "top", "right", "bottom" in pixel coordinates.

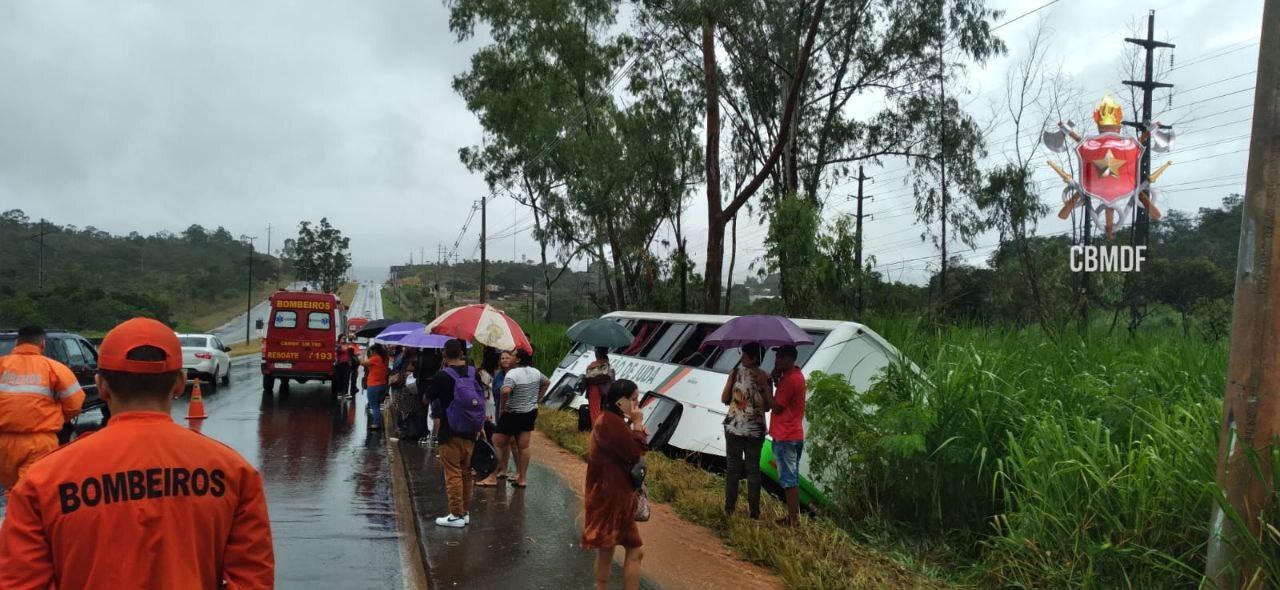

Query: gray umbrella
[{"left": 566, "top": 318, "right": 634, "bottom": 348}]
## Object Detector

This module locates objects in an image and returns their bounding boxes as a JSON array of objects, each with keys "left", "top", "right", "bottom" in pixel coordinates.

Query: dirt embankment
[{"left": 530, "top": 431, "right": 785, "bottom": 590}]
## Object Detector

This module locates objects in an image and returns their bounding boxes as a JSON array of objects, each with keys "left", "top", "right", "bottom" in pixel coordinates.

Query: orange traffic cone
[{"left": 187, "top": 379, "right": 208, "bottom": 420}]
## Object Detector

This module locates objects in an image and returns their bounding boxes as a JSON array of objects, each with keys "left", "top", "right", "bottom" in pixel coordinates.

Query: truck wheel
[{"left": 262, "top": 374, "right": 274, "bottom": 393}]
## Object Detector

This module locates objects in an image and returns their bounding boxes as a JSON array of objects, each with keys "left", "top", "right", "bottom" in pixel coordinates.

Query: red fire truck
[{"left": 261, "top": 289, "right": 344, "bottom": 395}]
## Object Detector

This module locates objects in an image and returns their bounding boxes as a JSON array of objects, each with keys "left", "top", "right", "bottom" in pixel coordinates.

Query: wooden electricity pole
[
  {"left": 480, "top": 197, "right": 488, "bottom": 304},
  {"left": 854, "top": 166, "right": 871, "bottom": 318},
  {"left": 1206, "top": 3, "right": 1279, "bottom": 586}
]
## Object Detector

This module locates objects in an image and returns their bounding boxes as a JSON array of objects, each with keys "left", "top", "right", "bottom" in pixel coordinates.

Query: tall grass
[
  {"left": 808, "top": 321, "right": 1231, "bottom": 587},
  {"left": 524, "top": 316, "right": 1239, "bottom": 586},
  {"left": 525, "top": 321, "right": 571, "bottom": 374},
  {"left": 537, "top": 409, "right": 948, "bottom": 589}
]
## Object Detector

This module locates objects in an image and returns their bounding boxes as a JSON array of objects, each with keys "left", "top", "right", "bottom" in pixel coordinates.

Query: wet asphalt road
[
  {"left": 0, "top": 358, "right": 403, "bottom": 589},
  {"left": 401, "top": 441, "right": 657, "bottom": 589}
]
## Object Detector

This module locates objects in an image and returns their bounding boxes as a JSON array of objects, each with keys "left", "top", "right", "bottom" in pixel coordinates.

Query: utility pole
[
  {"left": 936, "top": 29, "right": 949, "bottom": 300},
  {"left": 1206, "top": 4, "right": 1277, "bottom": 585},
  {"left": 1080, "top": 188, "right": 1092, "bottom": 332},
  {"left": 1122, "top": 10, "right": 1174, "bottom": 333},
  {"left": 28, "top": 219, "right": 55, "bottom": 291},
  {"left": 480, "top": 197, "right": 488, "bottom": 304},
  {"left": 266, "top": 223, "right": 276, "bottom": 289},
  {"left": 854, "top": 166, "right": 872, "bottom": 318},
  {"left": 245, "top": 237, "right": 257, "bottom": 343},
  {"left": 1122, "top": 10, "right": 1174, "bottom": 248}
]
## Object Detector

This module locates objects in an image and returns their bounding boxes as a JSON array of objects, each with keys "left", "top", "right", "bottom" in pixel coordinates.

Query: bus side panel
[{"left": 654, "top": 368, "right": 733, "bottom": 459}]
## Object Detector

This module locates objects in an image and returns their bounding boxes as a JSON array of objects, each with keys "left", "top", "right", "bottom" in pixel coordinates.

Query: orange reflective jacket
[
  {"left": 0, "top": 411, "right": 275, "bottom": 589},
  {"left": 0, "top": 343, "right": 84, "bottom": 433}
]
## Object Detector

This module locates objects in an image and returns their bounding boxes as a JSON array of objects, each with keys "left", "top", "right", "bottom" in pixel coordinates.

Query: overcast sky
[{"left": 0, "top": 1, "right": 1266, "bottom": 285}]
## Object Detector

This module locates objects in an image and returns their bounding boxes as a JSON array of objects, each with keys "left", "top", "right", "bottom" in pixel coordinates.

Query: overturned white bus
[{"left": 544, "top": 311, "right": 907, "bottom": 507}]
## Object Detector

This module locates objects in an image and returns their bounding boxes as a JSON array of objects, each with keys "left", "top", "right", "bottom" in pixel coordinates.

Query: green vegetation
[
  {"left": 380, "top": 288, "right": 410, "bottom": 322},
  {"left": 0, "top": 210, "right": 283, "bottom": 332},
  {"left": 538, "top": 409, "right": 947, "bottom": 589},
  {"left": 529, "top": 314, "right": 1244, "bottom": 587},
  {"left": 806, "top": 320, "right": 1230, "bottom": 588},
  {"left": 293, "top": 218, "right": 351, "bottom": 293}
]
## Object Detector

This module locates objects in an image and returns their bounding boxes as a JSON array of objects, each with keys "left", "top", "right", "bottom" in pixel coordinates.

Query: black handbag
[
  {"left": 471, "top": 438, "right": 497, "bottom": 478},
  {"left": 629, "top": 456, "right": 647, "bottom": 489},
  {"left": 577, "top": 405, "right": 592, "bottom": 432}
]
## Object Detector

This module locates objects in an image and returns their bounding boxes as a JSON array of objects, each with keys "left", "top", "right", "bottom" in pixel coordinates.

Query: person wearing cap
[
  {"left": 0, "top": 318, "right": 275, "bottom": 589},
  {"left": 0, "top": 325, "right": 84, "bottom": 495},
  {"left": 769, "top": 344, "right": 806, "bottom": 527}
]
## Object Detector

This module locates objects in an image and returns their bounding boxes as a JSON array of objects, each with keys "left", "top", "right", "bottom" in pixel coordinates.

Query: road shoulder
[
  {"left": 530, "top": 431, "right": 785, "bottom": 590},
  {"left": 390, "top": 440, "right": 430, "bottom": 590}
]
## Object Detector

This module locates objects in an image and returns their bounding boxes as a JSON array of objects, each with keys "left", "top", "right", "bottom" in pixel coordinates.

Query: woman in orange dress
[{"left": 582, "top": 379, "right": 647, "bottom": 590}]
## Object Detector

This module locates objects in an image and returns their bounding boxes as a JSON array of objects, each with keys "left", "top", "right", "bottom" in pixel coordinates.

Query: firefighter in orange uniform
[
  {"left": 0, "top": 318, "right": 275, "bottom": 589},
  {"left": 0, "top": 326, "right": 84, "bottom": 494}
]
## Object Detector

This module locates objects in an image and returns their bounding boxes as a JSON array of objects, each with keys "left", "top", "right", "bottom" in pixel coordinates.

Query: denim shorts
[{"left": 773, "top": 440, "right": 804, "bottom": 489}]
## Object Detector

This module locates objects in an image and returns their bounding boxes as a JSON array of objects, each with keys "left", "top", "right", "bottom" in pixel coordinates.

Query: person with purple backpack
[{"left": 427, "top": 338, "right": 487, "bottom": 528}]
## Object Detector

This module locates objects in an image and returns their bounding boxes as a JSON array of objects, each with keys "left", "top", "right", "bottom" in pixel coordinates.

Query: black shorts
[{"left": 496, "top": 409, "right": 538, "bottom": 435}]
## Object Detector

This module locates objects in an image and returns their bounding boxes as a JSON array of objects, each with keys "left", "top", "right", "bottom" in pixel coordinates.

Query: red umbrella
[{"left": 426, "top": 304, "right": 533, "bottom": 353}]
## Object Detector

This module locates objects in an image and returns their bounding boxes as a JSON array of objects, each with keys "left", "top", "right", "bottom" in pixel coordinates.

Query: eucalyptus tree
[{"left": 638, "top": 0, "right": 1002, "bottom": 313}]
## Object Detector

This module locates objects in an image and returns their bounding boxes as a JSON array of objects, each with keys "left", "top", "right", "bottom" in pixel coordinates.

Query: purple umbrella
[
  {"left": 702, "top": 315, "right": 814, "bottom": 348},
  {"left": 373, "top": 322, "right": 426, "bottom": 340},
  {"left": 381, "top": 331, "right": 466, "bottom": 350}
]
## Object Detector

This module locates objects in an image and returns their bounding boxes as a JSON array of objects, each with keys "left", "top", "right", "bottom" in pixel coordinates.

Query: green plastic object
[{"left": 759, "top": 439, "right": 829, "bottom": 509}]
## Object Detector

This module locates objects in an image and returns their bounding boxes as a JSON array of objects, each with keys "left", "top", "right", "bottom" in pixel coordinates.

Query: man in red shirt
[{"left": 769, "top": 345, "right": 806, "bottom": 527}]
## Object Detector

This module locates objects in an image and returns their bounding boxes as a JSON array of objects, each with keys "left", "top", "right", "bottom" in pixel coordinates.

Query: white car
[{"left": 177, "top": 333, "right": 232, "bottom": 391}]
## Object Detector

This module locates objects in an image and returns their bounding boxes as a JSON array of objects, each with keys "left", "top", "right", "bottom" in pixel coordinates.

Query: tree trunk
[
  {"left": 701, "top": 11, "right": 724, "bottom": 314},
  {"left": 700, "top": 0, "right": 826, "bottom": 313},
  {"left": 725, "top": 213, "right": 738, "bottom": 314},
  {"left": 595, "top": 230, "right": 619, "bottom": 311}
]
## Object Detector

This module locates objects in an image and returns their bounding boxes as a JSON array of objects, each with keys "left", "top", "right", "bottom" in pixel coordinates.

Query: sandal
[
  {"left": 511, "top": 480, "right": 527, "bottom": 488},
  {"left": 476, "top": 480, "right": 498, "bottom": 487}
]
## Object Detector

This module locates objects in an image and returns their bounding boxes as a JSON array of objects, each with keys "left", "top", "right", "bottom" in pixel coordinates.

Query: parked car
[
  {"left": 177, "top": 333, "right": 232, "bottom": 392},
  {"left": 0, "top": 329, "right": 109, "bottom": 419}
]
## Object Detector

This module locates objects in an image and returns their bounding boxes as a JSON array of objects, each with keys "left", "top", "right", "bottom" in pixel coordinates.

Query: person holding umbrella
[
  {"left": 720, "top": 342, "right": 773, "bottom": 520},
  {"left": 702, "top": 315, "right": 812, "bottom": 526},
  {"left": 565, "top": 319, "right": 633, "bottom": 427}
]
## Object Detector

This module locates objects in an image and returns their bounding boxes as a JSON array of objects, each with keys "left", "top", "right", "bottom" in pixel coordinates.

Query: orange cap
[{"left": 99, "top": 318, "right": 183, "bottom": 373}]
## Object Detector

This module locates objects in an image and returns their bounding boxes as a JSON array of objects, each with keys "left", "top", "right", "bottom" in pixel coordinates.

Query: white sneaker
[
  {"left": 435, "top": 514, "right": 466, "bottom": 528},
  {"left": 462, "top": 513, "right": 470, "bottom": 525}
]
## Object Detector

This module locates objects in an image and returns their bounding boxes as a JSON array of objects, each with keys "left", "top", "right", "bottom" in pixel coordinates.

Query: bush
[{"left": 807, "top": 323, "right": 1231, "bottom": 587}]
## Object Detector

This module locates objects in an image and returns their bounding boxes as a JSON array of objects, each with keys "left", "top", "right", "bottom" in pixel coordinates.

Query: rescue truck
[{"left": 260, "top": 290, "right": 344, "bottom": 395}]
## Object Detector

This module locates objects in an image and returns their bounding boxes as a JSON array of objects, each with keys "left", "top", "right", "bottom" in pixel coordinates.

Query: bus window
[
  {"left": 670, "top": 324, "right": 717, "bottom": 366},
  {"left": 709, "top": 347, "right": 742, "bottom": 373},
  {"left": 558, "top": 342, "right": 587, "bottom": 369},
  {"left": 642, "top": 323, "right": 690, "bottom": 361},
  {"left": 307, "top": 312, "right": 332, "bottom": 330},
  {"left": 618, "top": 320, "right": 661, "bottom": 356},
  {"left": 759, "top": 331, "right": 829, "bottom": 372}
]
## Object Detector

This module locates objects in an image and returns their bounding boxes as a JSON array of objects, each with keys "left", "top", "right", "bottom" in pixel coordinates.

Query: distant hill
[{"left": 0, "top": 209, "right": 283, "bottom": 332}]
